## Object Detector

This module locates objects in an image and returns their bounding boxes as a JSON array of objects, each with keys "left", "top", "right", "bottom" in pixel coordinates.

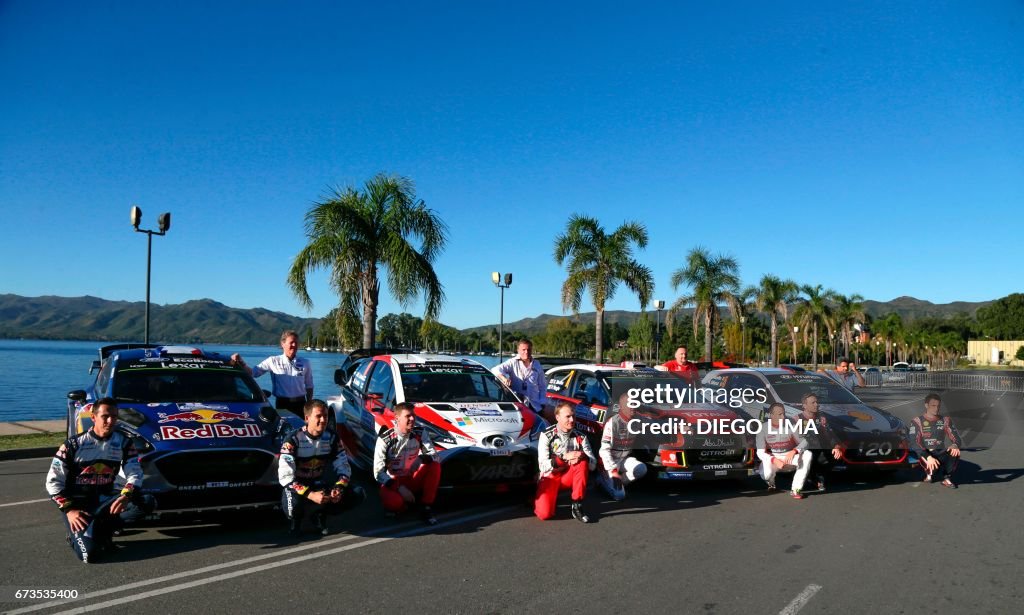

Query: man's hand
[
  {"left": 308, "top": 490, "right": 326, "bottom": 505},
  {"left": 832, "top": 446, "right": 843, "bottom": 460},
  {"left": 564, "top": 451, "right": 583, "bottom": 465},
  {"left": 924, "top": 456, "right": 941, "bottom": 471},
  {"left": 949, "top": 447, "right": 961, "bottom": 458},
  {"left": 66, "top": 509, "right": 90, "bottom": 533},
  {"left": 397, "top": 485, "right": 416, "bottom": 504},
  {"left": 609, "top": 468, "right": 620, "bottom": 479},
  {"left": 496, "top": 374, "right": 511, "bottom": 387},
  {"left": 784, "top": 450, "right": 797, "bottom": 465},
  {"left": 109, "top": 494, "right": 129, "bottom": 515},
  {"left": 772, "top": 457, "right": 788, "bottom": 470},
  {"left": 329, "top": 487, "right": 343, "bottom": 504}
]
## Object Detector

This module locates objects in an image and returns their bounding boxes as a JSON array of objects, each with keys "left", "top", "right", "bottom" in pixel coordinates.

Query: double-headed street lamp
[
  {"left": 492, "top": 272, "right": 512, "bottom": 361},
  {"left": 131, "top": 206, "right": 171, "bottom": 344},
  {"left": 654, "top": 300, "right": 665, "bottom": 361}
]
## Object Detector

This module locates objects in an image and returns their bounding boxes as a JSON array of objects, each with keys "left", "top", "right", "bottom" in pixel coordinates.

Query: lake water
[{"left": 0, "top": 339, "right": 502, "bottom": 423}]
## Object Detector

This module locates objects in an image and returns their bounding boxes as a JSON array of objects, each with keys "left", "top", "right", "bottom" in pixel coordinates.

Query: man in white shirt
[
  {"left": 492, "top": 339, "right": 551, "bottom": 422},
  {"left": 231, "top": 330, "right": 313, "bottom": 416}
]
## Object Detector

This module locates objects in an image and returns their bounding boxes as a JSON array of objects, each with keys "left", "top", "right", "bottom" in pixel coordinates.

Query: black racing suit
[
  {"left": 44, "top": 428, "right": 154, "bottom": 562},
  {"left": 798, "top": 412, "right": 840, "bottom": 485},
  {"left": 278, "top": 427, "right": 364, "bottom": 522},
  {"left": 909, "top": 414, "right": 963, "bottom": 480}
]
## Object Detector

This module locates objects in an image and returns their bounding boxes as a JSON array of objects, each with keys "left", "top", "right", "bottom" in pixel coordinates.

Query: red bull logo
[
  {"left": 159, "top": 423, "right": 262, "bottom": 440},
  {"left": 158, "top": 408, "right": 254, "bottom": 424}
]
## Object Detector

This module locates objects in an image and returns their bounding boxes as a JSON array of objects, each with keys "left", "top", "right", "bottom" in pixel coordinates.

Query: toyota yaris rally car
[
  {"left": 67, "top": 344, "right": 303, "bottom": 512},
  {"left": 701, "top": 368, "right": 912, "bottom": 470},
  {"left": 545, "top": 364, "right": 758, "bottom": 481},
  {"left": 327, "top": 353, "right": 545, "bottom": 489}
]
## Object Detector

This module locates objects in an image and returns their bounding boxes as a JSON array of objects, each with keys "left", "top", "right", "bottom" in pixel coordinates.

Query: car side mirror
[
  {"left": 68, "top": 390, "right": 87, "bottom": 402},
  {"left": 261, "top": 389, "right": 273, "bottom": 402},
  {"left": 334, "top": 368, "right": 347, "bottom": 386}
]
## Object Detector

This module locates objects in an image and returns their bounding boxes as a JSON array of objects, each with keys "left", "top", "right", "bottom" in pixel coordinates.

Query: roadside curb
[{"left": 0, "top": 447, "right": 54, "bottom": 461}]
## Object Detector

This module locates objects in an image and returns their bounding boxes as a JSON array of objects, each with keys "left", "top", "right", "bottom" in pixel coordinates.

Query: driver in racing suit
[
  {"left": 797, "top": 392, "right": 843, "bottom": 492},
  {"left": 909, "top": 393, "right": 963, "bottom": 488},
  {"left": 373, "top": 402, "right": 442, "bottom": 525},
  {"left": 279, "top": 400, "right": 365, "bottom": 536},
  {"left": 597, "top": 393, "right": 647, "bottom": 501},
  {"left": 535, "top": 401, "right": 596, "bottom": 522},
  {"left": 45, "top": 398, "right": 154, "bottom": 563},
  {"left": 756, "top": 403, "right": 813, "bottom": 498}
]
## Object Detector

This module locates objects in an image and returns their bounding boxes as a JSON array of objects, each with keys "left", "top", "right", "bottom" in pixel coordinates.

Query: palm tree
[
  {"left": 553, "top": 215, "right": 654, "bottom": 364},
  {"left": 831, "top": 293, "right": 866, "bottom": 357},
  {"left": 793, "top": 284, "right": 837, "bottom": 370},
  {"left": 873, "top": 312, "right": 904, "bottom": 367},
  {"left": 753, "top": 275, "right": 799, "bottom": 366},
  {"left": 669, "top": 248, "right": 740, "bottom": 362},
  {"left": 287, "top": 173, "right": 447, "bottom": 349}
]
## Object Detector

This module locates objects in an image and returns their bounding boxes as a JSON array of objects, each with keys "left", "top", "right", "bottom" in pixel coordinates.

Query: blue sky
[{"left": 2, "top": 1, "right": 1021, "bottom": 329}]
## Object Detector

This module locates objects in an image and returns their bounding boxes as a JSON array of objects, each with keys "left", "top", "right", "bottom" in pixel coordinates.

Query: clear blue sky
[{"left": 2, "top": 1, "right": 1021, "bottom": 329}]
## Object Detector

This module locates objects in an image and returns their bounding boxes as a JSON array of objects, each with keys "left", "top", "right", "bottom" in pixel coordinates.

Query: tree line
[{"left": 288, "top": 173, "right": 1024, "bottom": 366}]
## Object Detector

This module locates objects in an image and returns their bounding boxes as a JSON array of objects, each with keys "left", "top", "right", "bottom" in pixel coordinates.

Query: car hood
[
  {"left": 784, "top": 402, "right": 903, "bottom": 435},
  {"left": 419, "top": 401, "right": 529, "bottom": 438},
  {"left": 117, "top": 401, "right": 286, "bottom": 448}
]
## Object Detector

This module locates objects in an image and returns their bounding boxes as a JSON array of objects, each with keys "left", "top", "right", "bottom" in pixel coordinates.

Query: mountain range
[{"left": 0, "top": 294, "right": 991, "bottom": 344}]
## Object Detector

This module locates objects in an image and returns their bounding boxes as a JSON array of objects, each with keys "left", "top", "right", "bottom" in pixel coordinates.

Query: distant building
[{"left": 966, "top": 340, "right": 1024, "bottom": 367}]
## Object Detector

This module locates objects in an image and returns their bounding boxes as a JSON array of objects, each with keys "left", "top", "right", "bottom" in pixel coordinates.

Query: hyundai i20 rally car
[
  {"left": 67, "top": 344, "right": 303, "bottom": 512},
  {"left": 545, "top": 364, "right": 758, "bottom": 481},
  {"left": 701, "top": 368, "right": 912, "bottom": 470},
  {"left": 327, "top": 353, "right": 545, "bottom": 489}
]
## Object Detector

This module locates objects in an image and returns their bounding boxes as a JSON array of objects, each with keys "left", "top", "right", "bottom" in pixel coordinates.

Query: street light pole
[
  {"left": 654, "top": 300, "right": 665, "bottom": 362},
  {"left": 492, "top": 272, "right": 512, "bottom": 362},
  {"left": 131, "top": 206, "right": 171, "bottom": 344},
  {"left": 740, "top": 316, "right": 746, "bottom": 364}
]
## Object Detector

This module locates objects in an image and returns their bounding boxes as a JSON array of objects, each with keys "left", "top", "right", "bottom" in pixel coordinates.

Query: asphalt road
[{"left": 1, "top": 387, "right": 1022, "bottom": 615}]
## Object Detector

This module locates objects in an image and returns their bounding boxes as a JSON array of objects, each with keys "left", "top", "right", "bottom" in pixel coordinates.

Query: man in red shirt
[{"left": 662, "top": 346, "right": 698, "bottom": 380}]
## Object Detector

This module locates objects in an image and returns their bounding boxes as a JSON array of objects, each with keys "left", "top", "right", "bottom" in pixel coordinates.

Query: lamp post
[
  {"left": 131, "top": 206, "right": 171, "bottom": 344},
  {"left": 740, "top": 316, "right": 746, "bottom": 364},
  {"left": 654, "top": 300, "right": 665, "bottom": 362},
  {"left": 492, "top": 272, "right": 512, "bottom": 361},
  {"left": 793, "top": 325, "right": 799, "bottom": 363}
]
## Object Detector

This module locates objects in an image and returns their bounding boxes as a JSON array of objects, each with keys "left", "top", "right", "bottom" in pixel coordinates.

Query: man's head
[
  {"left": 836, "top": 358, "right": 851, "bottom": 373},
  {"left": 91, "top": 398, "right": 119, "bottom": 438},
  {"left": 516, "top": 339, "right": 533, "bottom": 362},
  {"left": 674, "top": 347, "right": 688, "bottom": 363},
  {"left": 280, "top": 330, "right": 299, "bottom": 359},
  {"left": 801, "top": 392, "right": 819, "bottom": 416},
  {"left": 555, "top": 401, "right": 576, "bottom": 432},
  {"left": 303, "top": 399, "right": 329, "bottom": 437},
  {"left": 617, "top": 392, "right": 634, "bottom": 420},
  {"left": 767, "top": 402, "right": 786, "bottom": 424},
  {"left": 924, "top": 393, "right": 942, "bottom": 416},
  {"left": 393, "top": 402, "right": 416, "bottom": 435}
]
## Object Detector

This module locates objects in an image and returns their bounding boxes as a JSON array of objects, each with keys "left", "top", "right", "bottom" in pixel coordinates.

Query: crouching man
[
  {"left": 597, "top": 393, "right": 647, "bottom": 501},
  {"left": 373, "top": 402, "right": 442, "bottom": 525},
  {"left": 535, "top": 401, "right": 596, "bottom": 522},
  {"left": 279, "top": 399, "right": 365, "bottom": 536},
  {"left": 910, "top": 393, "right": 963, "bottom": 488},
  {"left": 45, "top": 398, "right": 155, "bottom": 563},
  {"left": 756, "top": 403, "right": 813, "bottom": 499}
]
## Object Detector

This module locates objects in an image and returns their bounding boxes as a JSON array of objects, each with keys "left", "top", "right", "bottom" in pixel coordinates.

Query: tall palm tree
[
  {"left": 669, "top": 248, "right": 740, "bottom": 362},
  {"left": 872, "top": 312, "right": 904, "bottom": 367},
  {"left": 793, "top": 284, "right": 837, "bottom": 370},
  {"left": 553, "top": 215, "right": 654, "bottom": 363},
  {"left": 753, "top": 275, "right": 799, "bottom": 366},
  {"left": 831, "top": 293, "right": 866, "bottom": 357},
  {"left": 288, "top": 173, "right": 447, "bottom": 349}
]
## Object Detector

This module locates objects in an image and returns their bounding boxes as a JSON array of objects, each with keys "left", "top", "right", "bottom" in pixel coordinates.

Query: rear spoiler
[{"left": 90, "top": 343, "right": 160, "bottom": 373}]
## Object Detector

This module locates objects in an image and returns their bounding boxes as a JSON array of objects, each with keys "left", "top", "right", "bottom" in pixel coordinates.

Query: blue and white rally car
[{"left": 67, "top": 344, "right": 303, "bottom": 512}]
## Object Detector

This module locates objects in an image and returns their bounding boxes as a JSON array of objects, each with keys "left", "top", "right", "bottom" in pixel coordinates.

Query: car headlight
[{"left": 417, "top": 420, "right": 458, "bottom": 446}]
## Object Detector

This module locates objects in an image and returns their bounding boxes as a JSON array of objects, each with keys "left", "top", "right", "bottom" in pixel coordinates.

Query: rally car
[
  {"left": 701, "top": 368, "right": 912, "bottom": 470},
  {"left": 545, "top": 364, "right": 758, "bottom": 481},
  {"left": 66, "top": 344, "right": 303, "bottom": 512},
  {"left": 327, "top": 353, "right": 545, "bottom": 489}
]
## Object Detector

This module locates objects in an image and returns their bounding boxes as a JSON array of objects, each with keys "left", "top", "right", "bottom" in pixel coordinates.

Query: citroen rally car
[
  {"left": 545, "top": 364, "right": 758, "bottom": 481},
  {"left": 327, "top": 353, "right": 544, "bottom": 489},
  {"left": 701, "top": 368, "right": 912, "bottom": 470},
  {"left": 66, "top": 344, "right": 303, "bottom": 513}
]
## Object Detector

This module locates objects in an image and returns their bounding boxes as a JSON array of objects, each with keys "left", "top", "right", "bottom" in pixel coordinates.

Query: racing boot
[
  {"left": 419, "top": 504, "right": 438, "bottom": 526},
  {"left": 312, "top": 511, "right": 329, "bottom": 536},
  {"left": 571, "top": 501, "right": 591, "bottom": 524},
  {"left": 287, "top": 517, "right": 302, "bottom": 536}
]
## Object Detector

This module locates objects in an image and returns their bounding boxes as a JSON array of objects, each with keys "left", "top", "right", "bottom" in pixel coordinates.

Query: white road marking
[
  {"left": 6, "top": 505, "right": 516, "bottom": 615},
  {"left": 877, "top": 399, "right": 918, "bottom": 410},
  {"left": 779, "top": 584, "right": 822, "bottom": 615},
  {"left": 0, "top": 498, "right": 49, "bottom": 508}
]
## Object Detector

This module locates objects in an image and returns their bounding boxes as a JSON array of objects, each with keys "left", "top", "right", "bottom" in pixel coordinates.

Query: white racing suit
[
  {"left": 597, "top": 414, "right": 647, "bottom": 500},
  {"left": 755, "top": 420, "right": 811, "bottom": 491}
]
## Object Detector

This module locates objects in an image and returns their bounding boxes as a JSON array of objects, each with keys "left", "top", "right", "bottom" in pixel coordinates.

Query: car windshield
[
  {"left": 766, "top": 374, "right": 861, "bottom": 405},
  {"left": 112, "top": 368, "right": 263, "bottom": 403},
  {"left": 400, "top": 370, "right": 518, "bottom": 403}
]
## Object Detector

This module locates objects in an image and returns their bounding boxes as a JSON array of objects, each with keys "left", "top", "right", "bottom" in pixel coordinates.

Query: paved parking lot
[{"left": 2, "top": 386, "right": 1021, "bottom": 615}]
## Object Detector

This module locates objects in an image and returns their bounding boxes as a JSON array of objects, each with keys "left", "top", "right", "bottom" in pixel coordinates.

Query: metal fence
[{"left": 864, "top": 371, "right": 1024, "bottom": 392}]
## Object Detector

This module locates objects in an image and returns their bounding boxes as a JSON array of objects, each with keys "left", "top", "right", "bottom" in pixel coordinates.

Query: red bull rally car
[
  {"left": 327, "top": 352, "right": 545, "bottom": 489},
  {"left": 545, "top": 364, "right": 758, "bottom": 481},
  {"left": 67, "top": 344, "right": 303, "bottom": 513}
]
